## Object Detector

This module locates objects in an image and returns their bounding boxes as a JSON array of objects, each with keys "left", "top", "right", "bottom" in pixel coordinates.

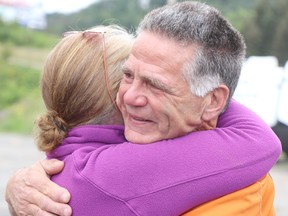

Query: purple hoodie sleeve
[
  {"left": 76, "top": 99, "right": 281, "bottom": 215},
  {"left": 52, "top": 99, "right": 281, "bottom": 215}
]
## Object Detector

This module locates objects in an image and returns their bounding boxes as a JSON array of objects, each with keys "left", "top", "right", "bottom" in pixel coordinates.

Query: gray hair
[{"left": 137, "top": 1, "right": 246, "bottom": 103}]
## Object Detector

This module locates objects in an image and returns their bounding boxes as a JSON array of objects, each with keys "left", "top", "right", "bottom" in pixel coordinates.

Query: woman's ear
[{"left": 202, "top": 84, "right": 229, "bottom": 122}]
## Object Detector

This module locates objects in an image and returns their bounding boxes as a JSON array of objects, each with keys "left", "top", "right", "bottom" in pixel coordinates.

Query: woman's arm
[
  {"left": 74, "top": 99, "right": 281, "bottom": 215},
  {"left": 5, "top": 100, "right": 281, "bottom": 215}
]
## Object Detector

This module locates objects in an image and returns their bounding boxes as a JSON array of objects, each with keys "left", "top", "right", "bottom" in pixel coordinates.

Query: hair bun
[
  {"left": 48, "top": 111, "right": 67, "bottom": 132},
  {"left": 35, "top": 111, "right": 68, "bottom": 152}
]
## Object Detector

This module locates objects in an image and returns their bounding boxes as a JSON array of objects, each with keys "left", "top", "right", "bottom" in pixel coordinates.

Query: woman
[{"left": 21, "top": 25, "right": 280, "bottom": 215}]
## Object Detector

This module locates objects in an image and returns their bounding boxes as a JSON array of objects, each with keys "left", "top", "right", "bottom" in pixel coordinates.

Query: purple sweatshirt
[{"left": 48, "top": 100, "right": 281, "bottom": 216}]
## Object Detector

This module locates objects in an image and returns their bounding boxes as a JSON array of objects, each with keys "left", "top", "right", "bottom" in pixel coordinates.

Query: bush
[
  {"left": 0, "top": 43, "right": 12, "bottom": 61},
  {"left": 0, "top": 63, "right": 40, "bottom": 109},
  {"left": 0, "top": 62, "right": 44, "bottom": 134},
  {"left": 0, "top": 94, "right": 44, "bottom": 134},
  {"left": 0, "top": 21, "right": 57, "bottom": 48}
]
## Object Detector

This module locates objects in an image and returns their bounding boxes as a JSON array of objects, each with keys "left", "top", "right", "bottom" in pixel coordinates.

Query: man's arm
[{"left": 5, "top": 159, "right": 72, "bottom": 216}]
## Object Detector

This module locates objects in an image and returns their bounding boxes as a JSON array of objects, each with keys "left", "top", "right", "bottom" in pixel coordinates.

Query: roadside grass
[
  {"left": 0, "top": 44, "right": 51, "bottom": 70},
  {"left": 0, "top": 45, "right": 47, "bottom": 134},
  {"left": 0, "top": 94, "right": 45, "bottom": 134}
]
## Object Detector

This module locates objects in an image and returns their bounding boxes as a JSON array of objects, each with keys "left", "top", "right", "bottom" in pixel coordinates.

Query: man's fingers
[
  {"left": 19, "top": 204, "right": 56, "bottom": 216},
  {"left": 22, "top": 203, "right": 71, "bottom": 216},
  {"left": 32, "top": 176, "right": 71, "bottom": 203},
  {"left": 6, "top": 160, "right": 72, "bottom": 216},
  {"left": 6, "top": 168, "right": 71, "bottom": 216},
  {"left": 40, "top": 159, "right": 65, "bottom": 175},
  {"left": 37, "top": 200, "right": 72, "bottom": 216},
  {"left": 25, "top": 193, "right": 72, "bottom": 216},
  {"left": 23, "top": 181, "right": 72, "bottom": 216},
  {"left": 26, "top": 160, "right": 71, "bottom": 203}
]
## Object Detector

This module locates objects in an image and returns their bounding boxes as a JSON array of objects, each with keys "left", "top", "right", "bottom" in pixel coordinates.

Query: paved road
[
  {"left": 0, "top": 133, "right": 45, "bottom": 216},
  {"left": 1, "top": 133, "right": 287, "bottom": 215}
]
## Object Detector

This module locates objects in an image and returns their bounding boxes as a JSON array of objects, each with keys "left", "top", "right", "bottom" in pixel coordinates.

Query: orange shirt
[{"left": 182, "top": 174, "right": 275, "bottom": 216}]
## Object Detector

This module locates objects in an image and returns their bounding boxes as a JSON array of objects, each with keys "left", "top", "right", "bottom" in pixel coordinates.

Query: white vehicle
[{"left": 234, "top": 56, "right": 288, "bottom": 156}]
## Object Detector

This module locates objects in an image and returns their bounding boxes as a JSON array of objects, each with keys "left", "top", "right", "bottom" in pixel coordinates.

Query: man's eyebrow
[
  {"left": 121, "top": 64, "right": 174, "bottom": 94},
  {"left": 142, "top": 75, "right": 173, "bottom": 93}
]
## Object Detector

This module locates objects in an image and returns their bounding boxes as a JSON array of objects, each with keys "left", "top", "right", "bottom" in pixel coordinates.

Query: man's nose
[{"left": 123, "top": 82, "right": 148, "bottom": 107}]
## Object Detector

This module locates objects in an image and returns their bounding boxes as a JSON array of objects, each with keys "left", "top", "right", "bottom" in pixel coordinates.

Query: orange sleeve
[{"left": 182, "top": 174, "right": 275, "bottom": 216}]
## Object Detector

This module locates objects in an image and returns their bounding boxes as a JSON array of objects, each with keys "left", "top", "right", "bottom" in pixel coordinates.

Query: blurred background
[
  {"left": 0, "top": 0, "right": 287, "bottom": 215},
  {"left": 0, "top": 0, "right": 288, "bottom": 155}
]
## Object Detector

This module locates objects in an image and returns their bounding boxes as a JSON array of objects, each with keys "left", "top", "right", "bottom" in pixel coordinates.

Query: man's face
[{"left": 117, "top": 31, "right": 208, "bottom": 143}]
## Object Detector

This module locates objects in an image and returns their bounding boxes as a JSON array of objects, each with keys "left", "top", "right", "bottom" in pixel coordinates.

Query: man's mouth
[{"left": 128, "top": 114, "right": 152, "bottom": 123}]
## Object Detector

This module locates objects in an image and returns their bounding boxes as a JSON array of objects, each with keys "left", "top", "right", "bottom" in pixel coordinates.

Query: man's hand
[{"left": 5, "top": 159, "right": 72, "bottom": 216}]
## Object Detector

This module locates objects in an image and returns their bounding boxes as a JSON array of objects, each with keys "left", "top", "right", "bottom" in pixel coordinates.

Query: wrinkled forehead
[{"left": 130, "top": 31, "right": 196, "bottom": 70}]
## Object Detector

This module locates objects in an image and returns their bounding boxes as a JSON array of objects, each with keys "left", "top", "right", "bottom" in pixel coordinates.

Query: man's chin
[{"left": 124, "top": 129, "right": 159, "bottom": 144}]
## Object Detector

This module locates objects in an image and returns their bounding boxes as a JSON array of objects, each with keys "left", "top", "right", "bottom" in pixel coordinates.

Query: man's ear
[{"left": 202, "top": 84, "right": 229, "bottom": 122}]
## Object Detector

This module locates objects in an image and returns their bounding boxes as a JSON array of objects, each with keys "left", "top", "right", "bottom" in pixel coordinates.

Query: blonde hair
[{"left": 35, "top": 25, "right": 134, "bottom": 152}]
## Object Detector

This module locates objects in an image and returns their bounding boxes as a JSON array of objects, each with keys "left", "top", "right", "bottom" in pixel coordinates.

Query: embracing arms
[{"left": 5, "top": 100, "right": 281, "bottom": 215}]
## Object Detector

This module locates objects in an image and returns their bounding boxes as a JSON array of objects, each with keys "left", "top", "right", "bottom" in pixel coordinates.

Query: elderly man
[{"left": 6, "top": 1, "right": 281, "bottom": 216}]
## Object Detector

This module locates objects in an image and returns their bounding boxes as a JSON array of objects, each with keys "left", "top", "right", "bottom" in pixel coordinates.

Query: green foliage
[
  {"left": 0, "top": 20, "right": 57, "bottom": 48},
  {"left": 201, "top": 0, "right": 255, "bottom": 13},
  {"left": 189, "top": 0, "right": 255, "bottom": 30},
  {"left": 0, "top": 22, "right": 53, "bottom": 133},
  {"left": 44, "top": 0, "right": 258, "bottom": 38},
  {"left": 0, "top": 61, "right": 44, "bottom": 134},
  {"left": 0, "top": 94, "right": 44, "bottom": 134},
  {"left": 1, "top": 0, "right": 288, "bottom": 134},
  {"left": 242, "top": 0, "right": 288, "bottom": 65},
  {"left": 272, "top": 12, "right": 288, "bottom": 65},
  {"left": 46, "top": 0, "right": 147, "bottom": 35},
  {"left": 0, "top": 63, "right": 40, "bottom": 109},
  {"left": 0, "top": 43, "right": 12, "bottom": 61}
]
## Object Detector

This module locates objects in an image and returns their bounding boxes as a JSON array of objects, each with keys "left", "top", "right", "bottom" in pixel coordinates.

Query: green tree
[
  {"left": 46, "top": 0, "right": 146, "bottom": 35},
  {"left": 272, "top": 12, "right": 288, "bottom": 65},
  {"left": 242, "top": 0, "right": 288, "bottom": 65},
  {"left": 148, "top": 0, "right": 167, "bottom": 9},
  {"left": 45, "top": 0, "right": 257, "bottom": 37}
]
